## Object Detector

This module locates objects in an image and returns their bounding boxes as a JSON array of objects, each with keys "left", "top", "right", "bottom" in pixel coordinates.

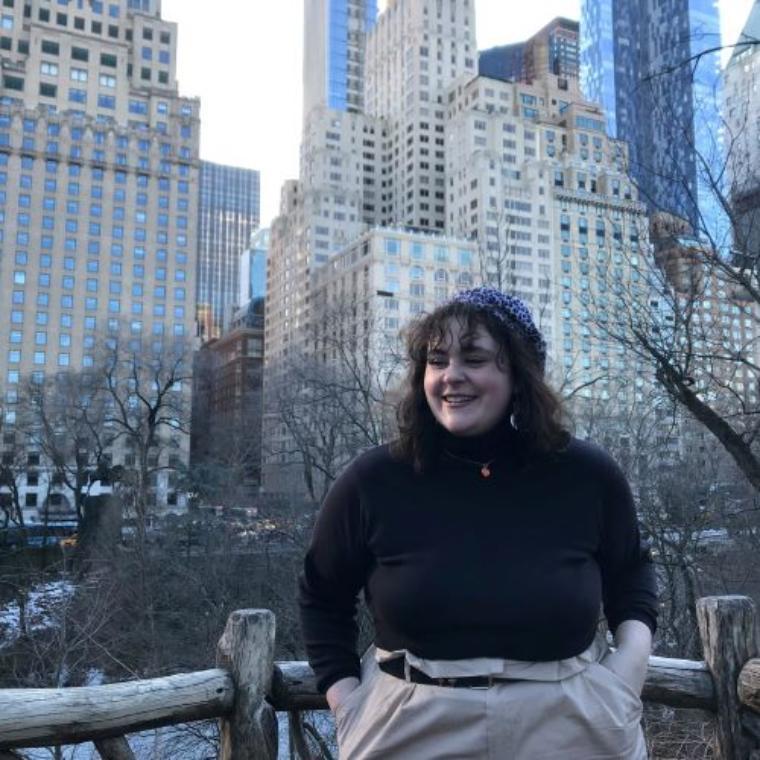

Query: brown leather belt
[{"left": 378, "top": 657, "right": 516, "bottom": 689}]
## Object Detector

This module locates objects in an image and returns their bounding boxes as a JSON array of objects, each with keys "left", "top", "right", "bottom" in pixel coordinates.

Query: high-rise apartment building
[
  {"left": 723, "top": 1, "right": 760, "bottom": 257},
  {"left": 0, "top": 0, "right": 200, "bottom": 518},
  {"left": 364, "top": 0, "right": 477, "bottom": 233},
  {"left": 196, "top": 161, "right": 260, "bottom": 341},
  {"left": 580, "top": 0, "right": 723, "bottom": 237},
  {"left": 479, "top": 17, "right": 579, "bottom": 86},
  {"left": 303, "top": 0, "right": 378, "bottom": 116}
]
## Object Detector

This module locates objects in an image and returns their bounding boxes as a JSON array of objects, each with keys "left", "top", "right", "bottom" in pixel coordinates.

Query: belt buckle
[{"left": 470, "top": 675, "right": 495, "bottom": 690}]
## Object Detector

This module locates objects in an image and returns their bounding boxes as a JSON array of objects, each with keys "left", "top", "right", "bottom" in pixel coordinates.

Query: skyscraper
[
  {"left": 364, "top": 0, "right": 478, "bottom": 232},
  {"left": 480, "top": 17, "right": 579, "bottom": 86},
  {"left": 239, "top": 227, "right": 270, "bottom": 307},
  {"left": 302, "top": 0, "right": 378, "bottom": 116},
  {"left": 0, "top": 0, "right": 200, "bottom": 517},
  {"left": 197, "top": 161, "right": 260, "bottom": 340},
  {"left": 580, "top": 0, "right": 723, "bottom": 238}
]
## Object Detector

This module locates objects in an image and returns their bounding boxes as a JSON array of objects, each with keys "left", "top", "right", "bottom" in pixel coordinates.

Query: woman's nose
[{"left": 442, "top": 360, "right": 465, "bottom": 382}]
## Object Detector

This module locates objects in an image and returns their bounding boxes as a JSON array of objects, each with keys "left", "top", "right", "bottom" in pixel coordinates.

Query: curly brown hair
[{"left": 392, "top": 301, "right": 569, "bottom": 471}]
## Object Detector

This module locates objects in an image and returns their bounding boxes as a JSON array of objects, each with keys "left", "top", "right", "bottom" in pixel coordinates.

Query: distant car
[{"left": 0, "top": 524, "right": 76, "bottom": 549}]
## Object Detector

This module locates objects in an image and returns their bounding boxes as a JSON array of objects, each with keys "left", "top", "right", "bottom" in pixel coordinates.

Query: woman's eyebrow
[{"left": 459, "top": 342, "right": 492, "bottom": 353}]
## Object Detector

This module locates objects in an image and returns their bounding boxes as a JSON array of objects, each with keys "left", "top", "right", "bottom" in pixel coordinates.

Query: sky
[{"left": 161, "top": 0, "right": 755, "bottom": 229}]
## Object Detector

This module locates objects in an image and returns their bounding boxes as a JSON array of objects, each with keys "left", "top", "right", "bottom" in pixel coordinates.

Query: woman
[{"left": 299, "top": 287, "right": 658, "bottom": 759}]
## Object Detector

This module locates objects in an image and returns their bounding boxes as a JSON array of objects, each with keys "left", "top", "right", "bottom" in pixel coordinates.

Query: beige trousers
[{"left": 333, "top": 640, "right": 647, "bottom": 760}]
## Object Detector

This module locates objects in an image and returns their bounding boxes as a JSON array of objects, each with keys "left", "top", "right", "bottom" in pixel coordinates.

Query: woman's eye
[
  {"left": 466, "top": 358, "right": 487, "bottom": 365},
  {"left": 427, "top": 358, "right": 447, "bottom": 367}
]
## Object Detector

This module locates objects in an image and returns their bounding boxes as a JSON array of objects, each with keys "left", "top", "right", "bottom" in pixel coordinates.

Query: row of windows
[
  {"left": 13, "top": 3, "right": 171, "bottom": 45},
  {"left": 9, "top": 246, "right": 187, "bottom": 270},
  {"left": 11, "top": 289, "right": 187, "bottom": 306},
  {"left": 6, "top": 227, "right": 189, "bottom": 246},
  {"left": 0, "top": 157, "right": 192, "bottom": 181},
  {"left": 0, "top": 170, "right": 192, "bottom": 195},
  {"left": 5, "top": 63, "right": 172, "bottom": 96},
  {"left": 8, "top": 208, "right": 188, "bottom": 227},
  {"left": 11, "top": 269, "right": 187, "bottom": 287},
  {"left": 383, "top": 238, "right": 473, "bottom": 264},
  {"left": 9, "top": 310, "right": 185, "bottom": 333},
  {"left": 10, "top": 195, "right": 190, "bottom": 217},
  {"left": 7, "top": 333, "right": 186, "bottom": 369},
  {"left": 4, "top": 137, "right": 191, "bottom": 163},
  {"left": 1, "top": 102, "right": 191, "bottom": 128}
]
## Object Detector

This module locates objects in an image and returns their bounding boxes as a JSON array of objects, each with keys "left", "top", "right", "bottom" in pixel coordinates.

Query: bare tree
[
  {"left": 0, "top": 443, "right": 26, "bottom": 530},
  {"left": 95, "top": 333, "right": 193, "bottom": 547},
  {"left": 267, "top": 299, "right": 402, "bottom": 502},
  {"left": 21, "top": 371, "right": 114, "bottom": 527},
  {"left": 579, "top": 36, "right": 760, "bottom": 493}
]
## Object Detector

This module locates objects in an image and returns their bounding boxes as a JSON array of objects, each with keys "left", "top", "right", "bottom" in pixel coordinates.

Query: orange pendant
[{"left": 480, "top": 465, "right": 491, "bottom": 478}]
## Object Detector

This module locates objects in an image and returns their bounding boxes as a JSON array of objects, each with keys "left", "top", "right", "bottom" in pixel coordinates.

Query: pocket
[
  {"left": 595, "top": 660, "right": 643, "bottom": 706},
  {"left": 333, "top": 680, "right": 368, "bottom": 726},
  {"left": 562, "top": 665, "right": 646, "bottom": 759}
]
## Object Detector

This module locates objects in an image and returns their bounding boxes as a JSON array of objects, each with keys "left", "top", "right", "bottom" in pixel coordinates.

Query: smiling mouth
[{"left": 442, "top": 395, "right": 477, "bottom": 406}]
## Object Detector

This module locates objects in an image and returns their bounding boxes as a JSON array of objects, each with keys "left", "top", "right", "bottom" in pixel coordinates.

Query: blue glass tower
[
  {"left": 581, "top": 0, "right": 724, "bottom": 242},
  {"left": 197, "top": 162, "right": 261, "bottom": 340},
  {"left": 240, "top": 228, "right": 269, "bottom": 304},
  {"left": 304, "top": 0, "right": 378, "bottom": 116}
]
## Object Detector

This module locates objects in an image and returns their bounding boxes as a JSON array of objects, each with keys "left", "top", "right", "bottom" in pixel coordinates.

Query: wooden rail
[{"left": 0, "top": 597, "right": 759, "bottom": 759}]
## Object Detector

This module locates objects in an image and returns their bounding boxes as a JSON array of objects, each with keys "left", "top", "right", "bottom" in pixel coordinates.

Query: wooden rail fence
[{"left": 1, "top": 597, "right": 760, "bottom": 759}]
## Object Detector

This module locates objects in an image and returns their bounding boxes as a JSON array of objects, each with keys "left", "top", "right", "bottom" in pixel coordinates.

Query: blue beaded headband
[{"left": 448, "top": 287, "right": 547, "bottom": 372}]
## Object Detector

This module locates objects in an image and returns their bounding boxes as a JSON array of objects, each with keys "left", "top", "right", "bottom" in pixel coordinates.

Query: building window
[{"left": 3, "top": 74, "right": 23, "bottom": 90}]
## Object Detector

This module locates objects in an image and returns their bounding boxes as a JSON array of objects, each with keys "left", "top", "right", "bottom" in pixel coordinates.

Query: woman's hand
[
  {"left": 603, "top": 619, "right": 652, "bottom": 696},
  {"left": 326, "top": 676, "right": 361, "bottom": 713}
]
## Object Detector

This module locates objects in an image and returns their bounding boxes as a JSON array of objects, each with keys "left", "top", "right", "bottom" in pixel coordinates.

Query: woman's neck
[{"left": 437, "top": 421, "right": 520, "bottom": 462}]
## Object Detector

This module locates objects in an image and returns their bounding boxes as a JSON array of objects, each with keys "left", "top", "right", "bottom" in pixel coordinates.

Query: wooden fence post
[
  {"left": 95, "top": 737, "right": 135, "bottom": 760},
  {"left": 697, "top": 596, "right": 759, "bottom": 760},
  {"left": 216, "top": 609, "right": 278, "bottom": 760}
]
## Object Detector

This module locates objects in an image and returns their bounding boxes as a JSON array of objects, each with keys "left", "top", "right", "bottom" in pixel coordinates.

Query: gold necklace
[{"left": 444, "top": 450, "right": 496, "bottom": 478}]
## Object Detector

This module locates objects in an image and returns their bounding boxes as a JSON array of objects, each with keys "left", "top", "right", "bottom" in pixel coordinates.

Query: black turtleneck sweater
[{"left": 298, "top": 427, "right": 658, "bottom": 693}]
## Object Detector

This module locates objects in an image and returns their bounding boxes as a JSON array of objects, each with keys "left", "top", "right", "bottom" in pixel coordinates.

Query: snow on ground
[
  {"left": 0, "top": 580, "right": 76, "bottom": 649},
  {"left": 2, "top": 581, "right": 338, "bottom": 758}
]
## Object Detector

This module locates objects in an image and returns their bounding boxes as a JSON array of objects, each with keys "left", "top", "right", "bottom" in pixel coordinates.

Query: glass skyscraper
[
  {"left": 480, "top": 18, "right": 580, "bottom": 85},
  {"left": 240, "top": 228, "right": 269, "bottom": 306},
  {"left": 303, "top": 0, "right": 378, "bottom": 116},
  {"left": 580, "top": 0, "right": 724, "bottom": 242},
  {"left": 197, "top": 161, "right": 260, "bottom": 341}
]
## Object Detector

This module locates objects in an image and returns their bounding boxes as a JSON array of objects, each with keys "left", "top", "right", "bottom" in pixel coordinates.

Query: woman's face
[{"left": 423, "top": 318, "right": 513, "bottom": 437}]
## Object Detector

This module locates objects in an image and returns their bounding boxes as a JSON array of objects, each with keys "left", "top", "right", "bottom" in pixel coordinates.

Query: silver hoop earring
[{"left": 509, "top": 412, "right": 518, "bottom": 431}]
